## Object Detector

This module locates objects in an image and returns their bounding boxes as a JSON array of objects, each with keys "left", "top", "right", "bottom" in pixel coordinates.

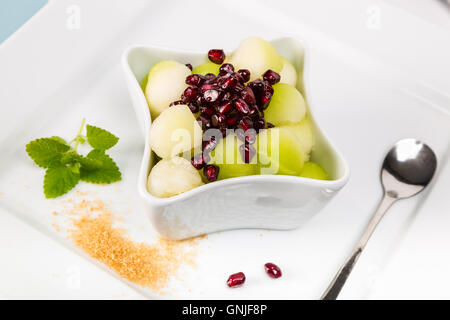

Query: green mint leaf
[
  {"left": 80, "top": 150, "right": 121, "bottom": 184},
  {"left": 60, "top": 150, "right": 78, "bottom": 165},
  {"left": 86, "top": 125, "right": 119, "bottom": 150},
  {"left": 77, "top": 155, "right": 103, "bottom": 171},
  {"left": 43, "top": 165, "right": 80, "bottom": 198},
  {"left": 26, "top": 138, "right": 70, "bottom": 168},
  {"left": 49, "top": 136, "right": 68, "bottom": 145}
]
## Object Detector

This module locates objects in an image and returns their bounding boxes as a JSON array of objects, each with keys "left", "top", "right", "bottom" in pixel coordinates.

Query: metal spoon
[{"left": 321, "top": 138, "right": 437, "bottom": 300}]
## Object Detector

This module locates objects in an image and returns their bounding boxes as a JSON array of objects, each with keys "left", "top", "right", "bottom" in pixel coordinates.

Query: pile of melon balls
[{"left": 142, "top": 37, "right": 328, "bottom": 198}]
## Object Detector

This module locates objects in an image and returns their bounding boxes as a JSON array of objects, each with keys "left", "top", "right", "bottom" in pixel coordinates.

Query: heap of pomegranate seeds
[{"left": 170, "top": 48, "right": 280, "bottom": 181}]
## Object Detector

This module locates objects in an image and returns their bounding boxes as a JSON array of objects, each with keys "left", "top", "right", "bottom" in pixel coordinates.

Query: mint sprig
[{"left": 26, "top": 119, "right": 122, "bottom": 198}]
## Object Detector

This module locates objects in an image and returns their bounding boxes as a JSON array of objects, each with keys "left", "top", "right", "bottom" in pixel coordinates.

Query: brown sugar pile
[{"left": 68, "top": 199, "right": 199, "bottom": 292}]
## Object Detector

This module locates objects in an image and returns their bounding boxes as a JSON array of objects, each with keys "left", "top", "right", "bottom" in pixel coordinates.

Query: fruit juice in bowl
[{"left": 122, "top": 37, "right": 349, "bottom": 240}]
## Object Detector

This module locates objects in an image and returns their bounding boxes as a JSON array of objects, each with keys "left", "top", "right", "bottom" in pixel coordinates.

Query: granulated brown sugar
[{"left": 67, "top": 199, "right": 200, "bottom": 292}]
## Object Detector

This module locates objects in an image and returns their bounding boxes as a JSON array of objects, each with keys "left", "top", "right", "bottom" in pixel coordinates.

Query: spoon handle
[{"left": 321, "top": 194, "right": 397, "bottom": 300}]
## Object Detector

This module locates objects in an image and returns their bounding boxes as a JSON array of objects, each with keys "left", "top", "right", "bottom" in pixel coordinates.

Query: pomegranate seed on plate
[
  {"left": 208, "top": 49, "right": 226, "bottom": 64},
  {"left": 264, "top": 262, "right": 282, "bottom": 278},
  {"left": 185, "top": 63, "right": 193, "bottom": 70},
  {"left": 227, "top": 272, "right": 246, "bottom": 287}
]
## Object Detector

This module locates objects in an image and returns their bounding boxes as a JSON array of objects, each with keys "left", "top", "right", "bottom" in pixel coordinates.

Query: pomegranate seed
[
  {"left": 233, "top": 82, "right": 245, "bottom": 93},
  {"left": 235, "top": 128, "right": 256, "bottom": 144},
  {"left": 188, "top": 102, "right": 199, "bottom": 113},
  {"left": 239, "top": 143, "right": 256, "bottom": 163},
  {"left": 202, "top": 139, "right": 218, "bottom": 153},
  {"left": 226, "top": 115, "right": 239, "bottom": 127},
  {"left": 212, "top": 114, "right": 226, "bottom": 127},
  {"left": 249, "top": 105, "right": 261, "bottom": 118},
  {"left": 227, "top": 272, "right": 245, "bottom": 287},
  {"left": 208, "top": 49, "right": 225, "bottom": 64},
  {"left": 234, "top": 98, "right": 250, "bottom": 115},
  {"left": 191, "top": 153, "right": 210, "bottom": 170},
  {"left": 221, "top": 91, "right": 233, "bottom": 103},
  {"left": 200, "top": 84, "right": 216, "bottom": 93},
  {"left": 204, "top": 164, "right": 220, "bottom": 182},
  {"left": 182, "top": 86, "right": 198, "bottom": 102},
  {"left": 238, "top": 117, "right": 253, "bottom": 132},
  {"left": 240, "top": 87, "right": 256, "bottom": 105},
  {"left": 263, "top": 81, "right": 274, "bottom": 94},
  {"left": 197, "top": 115, "right": 211, "bottom": 131},
  {"left": 219, "top": 75, "right": 238, "bottom": 91},
  {"left": 246, "top": 130, "right": 257, "bottom": 144},
  {"left": 185, "top": 63, "right": 193, "bottom": 71},
  {"left": 263, "top": 70, "right": 281, "bottom": 85},
  {"left": 260, "top": 91, "right": 272, "bottom": 110},
  {"left": 203, "top": 89, "right": 221, "bottom": 104},
  {"left": 247, "top": 79, "right": 265, "bottom": 95},
  {"left": 169, "top": 100, "right": 184, "bottom": 107},
  {"left": 254, "top": 118, "right": 266, "bottom": 130},
  {"left": 264, "top": 263, "right": 282, "bottom": 278},
  {"left": 220, "top": 127, "right": 230, "bottom": 137},
  {"left": 219, "top": 63, "right": 234, "bottom": 74},
  {"left": 237, "top": 69, "right": 250, "bottom": 82},
  {"left": 200, "top": 106, "right": 215, "bottom": 116},
  {"left": 218, "top": 101, "right": 233, "bottom": 115},
  {"left": 233, "top": 72, "right": 244, "bottom": 84},
  {"left": 186, "top": 74, "right": 204, "bottom": 86},
  {"left": 267, "top": 122, "right": 275, "bottom": 128}
]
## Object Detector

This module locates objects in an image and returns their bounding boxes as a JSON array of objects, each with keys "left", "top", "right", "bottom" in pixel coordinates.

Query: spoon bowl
[{"left": 382, "top": 138, "right": 437, "bottom": 199}]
